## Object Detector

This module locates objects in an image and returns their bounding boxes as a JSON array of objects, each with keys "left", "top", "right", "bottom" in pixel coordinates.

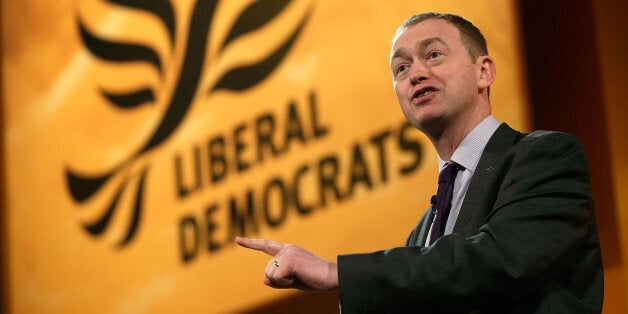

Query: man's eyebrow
[
  {"left": 390, "top": 49, "right": 407, "bottom": 65},
  {"left": 418, "top": 37, "right": 449, "bottom": 51},
  {"left": 390, "top": 37, "right": 449, "bottom": 66}
]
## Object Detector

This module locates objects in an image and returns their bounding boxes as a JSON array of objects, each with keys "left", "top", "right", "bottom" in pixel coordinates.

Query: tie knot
[{"left": 438, "top": 162, "right": 462, "bottom": 184}]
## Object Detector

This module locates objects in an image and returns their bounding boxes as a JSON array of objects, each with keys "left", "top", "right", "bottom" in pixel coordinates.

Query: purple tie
[{"left": 429, "top": 162, "right": 462, "bottom": 245}]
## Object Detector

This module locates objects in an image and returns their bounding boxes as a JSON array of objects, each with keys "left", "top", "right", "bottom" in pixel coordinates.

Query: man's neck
[{"left": 428, "top": 111, "right": 490, "bottom": 161}]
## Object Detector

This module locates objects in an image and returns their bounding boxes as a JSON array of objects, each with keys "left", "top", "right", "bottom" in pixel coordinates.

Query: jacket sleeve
[{"left": 337, "top": 132, "right": 597, "bottom": 313}]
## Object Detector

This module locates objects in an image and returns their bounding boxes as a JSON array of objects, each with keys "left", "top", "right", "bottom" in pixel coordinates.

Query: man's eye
[
  {"left": 396, "top": 64, "right": 409, "bottom": 74},
  {"left": 428, "top": 51, "right": 441, "bottom": 59}
]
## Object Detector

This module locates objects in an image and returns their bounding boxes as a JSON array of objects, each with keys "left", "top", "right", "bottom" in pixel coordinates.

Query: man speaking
[{"left": 236, "top": 13, "right": 604, "bottom": 313}]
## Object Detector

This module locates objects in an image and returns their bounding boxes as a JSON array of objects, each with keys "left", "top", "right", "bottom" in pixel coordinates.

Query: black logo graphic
[{"left": 67, "top": 0, "right": 313, "bottom": 248}]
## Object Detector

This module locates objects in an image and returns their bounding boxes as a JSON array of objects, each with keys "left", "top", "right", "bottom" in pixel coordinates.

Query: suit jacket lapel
[{"left": 453, "top": 123, "right": 523, "bottom": 236}]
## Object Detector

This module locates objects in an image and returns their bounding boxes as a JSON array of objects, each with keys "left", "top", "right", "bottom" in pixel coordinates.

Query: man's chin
[{"left": 413, "top": 116, "right": 446, "bottom": 136}]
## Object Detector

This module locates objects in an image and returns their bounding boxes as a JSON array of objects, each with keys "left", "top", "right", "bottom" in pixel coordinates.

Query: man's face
[{"left": 390, "top": 19, "right": 482, "bottom": 133}]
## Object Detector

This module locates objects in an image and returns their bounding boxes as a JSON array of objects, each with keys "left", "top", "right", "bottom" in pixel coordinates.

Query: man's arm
[{"left": 235, "top": 132, "right": 601, "bottom": 312}]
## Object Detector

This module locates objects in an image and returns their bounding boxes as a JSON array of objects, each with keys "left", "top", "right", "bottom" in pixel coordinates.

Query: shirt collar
[{"left": 438, "top": 115, "right": 501, "bottom": 172}]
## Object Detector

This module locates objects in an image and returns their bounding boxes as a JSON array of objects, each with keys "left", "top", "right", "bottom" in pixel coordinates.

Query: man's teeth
[{"left": 419, "top": 89, "right": 433, "bottom": 97}]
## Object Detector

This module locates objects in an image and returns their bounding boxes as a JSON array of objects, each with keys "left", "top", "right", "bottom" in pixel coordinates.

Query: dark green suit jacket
[{"left": 338, "top": 124, "right": 604, "bottom": 313}]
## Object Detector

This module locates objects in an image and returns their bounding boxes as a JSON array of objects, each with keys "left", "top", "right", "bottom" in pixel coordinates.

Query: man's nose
[{"left": 409, "top": 64, "right": 428, "bottom": 85}]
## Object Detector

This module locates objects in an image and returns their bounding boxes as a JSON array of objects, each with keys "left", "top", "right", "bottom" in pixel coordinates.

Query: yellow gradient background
[{"left": 3, "top": 1, "right": 531, "bottom": 313}]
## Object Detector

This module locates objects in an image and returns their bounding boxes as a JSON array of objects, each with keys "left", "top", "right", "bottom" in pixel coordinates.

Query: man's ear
[{"left": 477, "top": 56, "right": 495, "bottom": 91}]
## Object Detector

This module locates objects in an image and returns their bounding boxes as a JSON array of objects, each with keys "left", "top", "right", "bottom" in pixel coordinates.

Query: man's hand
[{"left": 235, "top": 237, "right": 339, "bottom": 292}]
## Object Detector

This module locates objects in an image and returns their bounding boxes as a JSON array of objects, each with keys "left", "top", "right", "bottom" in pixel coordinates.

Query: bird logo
[{"left": 66, "top": 0, "right": 313, "bottom": 248}]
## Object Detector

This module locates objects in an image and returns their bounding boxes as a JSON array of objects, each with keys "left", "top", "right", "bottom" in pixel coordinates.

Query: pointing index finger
[{"left": 235, "top": 237, "right": 285, "bottom": 256}]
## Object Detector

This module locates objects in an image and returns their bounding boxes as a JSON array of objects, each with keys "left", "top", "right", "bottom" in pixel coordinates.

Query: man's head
[{"left": 390, "top": 13, "right": 495, "bottom": 137}]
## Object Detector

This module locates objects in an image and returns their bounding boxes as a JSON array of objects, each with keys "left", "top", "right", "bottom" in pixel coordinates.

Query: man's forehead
[
  {"left": 393, "top": 19, "right": 459, "bottom": 47},
  {"left": 390, "top": 19, "right": 461, "bottom": 60}
]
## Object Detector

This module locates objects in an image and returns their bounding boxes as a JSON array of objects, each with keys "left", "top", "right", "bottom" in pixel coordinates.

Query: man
[{"left": 236, "top": 13, "right": 604, "bottom": 313}]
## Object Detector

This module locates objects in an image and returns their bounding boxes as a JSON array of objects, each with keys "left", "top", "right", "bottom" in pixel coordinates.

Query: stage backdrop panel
[{"left": 2, "top": 1, "right": 528, "bottom": 313}]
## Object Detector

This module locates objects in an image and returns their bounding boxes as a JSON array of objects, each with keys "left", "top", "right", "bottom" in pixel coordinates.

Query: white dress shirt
[{"left": 425, "top": 115, "right": 501, "bottom": 245}]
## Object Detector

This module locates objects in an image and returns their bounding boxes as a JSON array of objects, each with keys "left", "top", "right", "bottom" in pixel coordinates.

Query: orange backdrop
[{"left": 2, "top": 1, "right": 529, "bottom": 313}]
